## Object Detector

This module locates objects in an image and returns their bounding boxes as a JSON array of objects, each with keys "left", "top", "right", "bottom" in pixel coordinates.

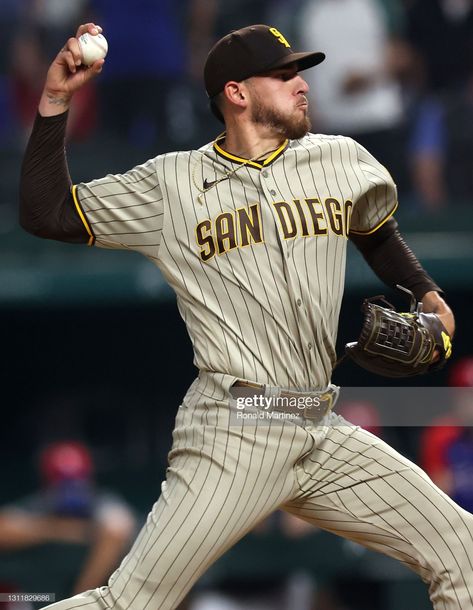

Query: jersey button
[
  {"left": 262, "top": 170, "right": 269, "bottom": 178},
  {"left": 270, "top": 189, "right": 277, "bottom": 196},
  {"left": 307, "top": 342, "right": 313, "bottom": 350},
  {"left": 297, "top": 299, "right": 302, "bottom": 306}
]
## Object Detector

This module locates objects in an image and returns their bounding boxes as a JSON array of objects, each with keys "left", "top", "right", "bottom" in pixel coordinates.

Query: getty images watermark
[
  {"left": 234, "top": 393, "right": 322, "bottom": 422},
  {"left": 229, "top": 386, "right": 473, "bottom": 428}
]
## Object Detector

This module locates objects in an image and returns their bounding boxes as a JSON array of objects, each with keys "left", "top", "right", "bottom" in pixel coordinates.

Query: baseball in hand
[{"left": 78, "top": 32, "right": 108, "bottom": 66}]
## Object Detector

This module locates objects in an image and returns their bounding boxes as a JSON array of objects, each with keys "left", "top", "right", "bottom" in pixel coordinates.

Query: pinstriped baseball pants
[{"left": 42, "top": 372, "right": 473, "bottom": 610}]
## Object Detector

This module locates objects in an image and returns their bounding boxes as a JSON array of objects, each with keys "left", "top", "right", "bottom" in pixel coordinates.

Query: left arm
[
  {"left": 350, "top": 216, "right": 455, "bottom": 338},
  {"left": 421, "top": 290, "right": 455, "bottom": 338}
]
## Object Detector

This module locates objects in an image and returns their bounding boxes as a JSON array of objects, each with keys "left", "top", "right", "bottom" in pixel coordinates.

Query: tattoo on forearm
[{"left": 46, "top": 92, "right": 70, "bottom": 107}]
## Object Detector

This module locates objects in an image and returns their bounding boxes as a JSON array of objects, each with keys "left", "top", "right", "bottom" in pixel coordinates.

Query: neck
[{"left": 221, "top": 119, "right": 286, "bottom": 161}]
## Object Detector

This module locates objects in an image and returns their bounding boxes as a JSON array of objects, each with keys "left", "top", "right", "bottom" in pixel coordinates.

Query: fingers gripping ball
[{"left": 78, "top": 32, "right": 108, "bottom": 66}]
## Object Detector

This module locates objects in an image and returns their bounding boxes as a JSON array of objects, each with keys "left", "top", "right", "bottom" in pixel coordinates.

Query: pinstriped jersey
[{"left": 74, "top": 133, "right": 397, "bottom": 389}]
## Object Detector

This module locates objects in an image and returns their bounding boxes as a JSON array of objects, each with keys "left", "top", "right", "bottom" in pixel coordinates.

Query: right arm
[
  {"left": 72, "top": 504, "right": 136, "bottom": 594},
  {"left": 19, "top": 23, "right": 105, "bottom": 244}
]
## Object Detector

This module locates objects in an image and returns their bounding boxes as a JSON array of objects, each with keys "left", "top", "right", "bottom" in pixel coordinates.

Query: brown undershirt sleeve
[
  {"left": 349, "top": 217, "right": 442, "bottom": 301},
  {"left": 19, "top": 111, "right": 92, "bottom": 244}
]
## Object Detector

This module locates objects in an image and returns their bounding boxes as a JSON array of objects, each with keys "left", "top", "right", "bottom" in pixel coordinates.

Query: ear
[{"left": 223, "top": 81, "right": 248, "bottom": 111}]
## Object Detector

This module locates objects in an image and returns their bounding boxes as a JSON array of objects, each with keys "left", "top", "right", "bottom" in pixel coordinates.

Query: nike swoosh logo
[{"left": 203, "top": 176, "right": 228, "bottom": 190}]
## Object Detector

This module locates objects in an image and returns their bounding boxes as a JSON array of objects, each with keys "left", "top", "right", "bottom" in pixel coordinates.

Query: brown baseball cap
[{"left": 204, "top": 24, "right": 325, "bottom": 116}]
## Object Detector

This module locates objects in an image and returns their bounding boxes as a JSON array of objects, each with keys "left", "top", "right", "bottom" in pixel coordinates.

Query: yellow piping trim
[
  {"left": 213, "top": 137, "right": 288, "bottom": 168},
  {"left": 72, "top": 184, "right": 94, "bottom": 246},
  {"left": 214, "top": 141, "right": 262, "bottom": 167},
  {"left": 263, "top": 141, "right": 288, "bottom": 165},
  {"left": 349, "top": 201, "right": 398, "bottom": 236}
]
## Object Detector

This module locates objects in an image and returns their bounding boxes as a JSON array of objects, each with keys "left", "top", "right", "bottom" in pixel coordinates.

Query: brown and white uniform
[{"left": 43, "top": 133, "right": 473, "bottom": 610}]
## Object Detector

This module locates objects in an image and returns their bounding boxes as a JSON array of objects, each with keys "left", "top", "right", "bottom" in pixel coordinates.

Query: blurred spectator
[
  {"left": 9, "top": 25, "right": 49, "bottom": 136},
  {"left": 28, "top": 0, "right": 92, "bottom": 56},
  {"left": 90, "top": 0, "right": 214, "bottom": 151},
  {"left": 407, "top": 95, "right": 448, "bottom": 208},
  {"left": 209, "top": 0, "right": 270, "bottom": 35},
  {"left": 405, "top": 0, "right": 473, "bottom": 208},
  {"left": 336, "top": 400, "right": 383, "bottom": 438},
  {"left": 188, "top": 0, "right": 276, "bottom": 134},
  {"left": 0, "top": 1, "right": 27, "bottom": 147},
  {"left": 296, "top": 0, "right": 412, "bottom": 192},
  {"left": 8, "top": 0, "right": 97, "bottom": 143},
  {"left": 419, "top": 357, "right": 473, "bottom": 512},
  {"left": 187, "top": 0, "right": 271, "bottom": 89},
  {"left": 0, "top": 1, "right": 28, "bottom": 72},
  {"left": 405, "top": 0, "right": 473, "bottom": 95},
  {"left": 443, "top": 74, "right": 473, "bottom": 203},
  {"left": 0, "top": 441, "right": 136, "bottom": 595}
]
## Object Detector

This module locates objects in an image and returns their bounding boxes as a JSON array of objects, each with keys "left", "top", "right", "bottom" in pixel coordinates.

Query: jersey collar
[{"left": 213, "top": 133, "right": 289, "bottom": 169}]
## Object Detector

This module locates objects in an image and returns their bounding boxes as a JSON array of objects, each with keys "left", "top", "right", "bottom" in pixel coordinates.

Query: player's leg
[
  {"left": 39, "top": 386, "right": 313, "bottom": 610},
  {"left": 283, "top": 414, "right": 473, "bottom": 610}
]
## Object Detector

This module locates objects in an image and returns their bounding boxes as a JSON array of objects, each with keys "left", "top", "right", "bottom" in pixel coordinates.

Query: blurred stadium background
[{"left": 1, "top": 1, "right": 472, "bottom": 609}]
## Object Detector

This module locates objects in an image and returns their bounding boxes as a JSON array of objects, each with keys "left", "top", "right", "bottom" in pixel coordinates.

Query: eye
[
  {"left": 281, "top": 71, "right": 297, "bottom": 81},
  {"left": 265, "top": 69, "right": 297, "bottom": 81}
]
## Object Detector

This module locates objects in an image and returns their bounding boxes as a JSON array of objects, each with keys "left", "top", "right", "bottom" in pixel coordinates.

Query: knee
[{"left": 429, "top": 505, "right": 473, "bottom": 577}]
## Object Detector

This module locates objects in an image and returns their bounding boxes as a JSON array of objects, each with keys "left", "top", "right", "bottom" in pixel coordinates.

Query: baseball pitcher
[{"left": 19, "top": 22, "right": 472, "bottom": 610}]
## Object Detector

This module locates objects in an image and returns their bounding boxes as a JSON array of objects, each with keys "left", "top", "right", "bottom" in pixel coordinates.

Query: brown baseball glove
[{"left": 345, "top": 286, "right": 453, "bottom": 378}]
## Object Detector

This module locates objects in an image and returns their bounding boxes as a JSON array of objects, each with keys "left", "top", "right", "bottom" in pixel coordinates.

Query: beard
[{"left": 250, "top": 94, "right": 311, "bottom": 140}]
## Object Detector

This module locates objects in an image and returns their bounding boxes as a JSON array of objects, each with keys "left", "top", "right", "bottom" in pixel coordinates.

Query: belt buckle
[
  {"left": 231, "top": 380, "right": 337, "bottom": 424},
  {"left": 303, "top": 389, "right": 334, "bottom": 422}
]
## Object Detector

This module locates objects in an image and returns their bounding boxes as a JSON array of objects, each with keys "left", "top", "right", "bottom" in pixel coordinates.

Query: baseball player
[{"left": 19, "top": 22, "right": 473, "bottom": 610}]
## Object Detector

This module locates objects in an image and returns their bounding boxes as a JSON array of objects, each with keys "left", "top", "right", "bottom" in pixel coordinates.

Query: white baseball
[{"left": 78, "top": 32, "right": 108, "bottom": 66}]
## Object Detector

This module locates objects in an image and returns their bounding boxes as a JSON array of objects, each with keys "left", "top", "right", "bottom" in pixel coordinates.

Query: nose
[{"left": 295, "top": 74, "right": 309, "bottom": 95}]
